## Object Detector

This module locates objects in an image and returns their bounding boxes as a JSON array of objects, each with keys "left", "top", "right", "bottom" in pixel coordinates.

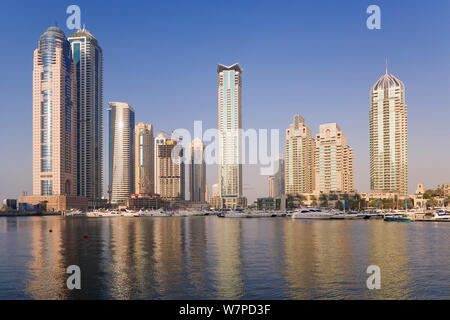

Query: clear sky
[{"left": 0, "top": 0, "right": 449, "bottom": 203}]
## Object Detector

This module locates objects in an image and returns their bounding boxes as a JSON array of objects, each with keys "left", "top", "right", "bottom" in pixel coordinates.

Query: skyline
[{"left": 1, "top": 0, "right": 449, "bottom": 203}]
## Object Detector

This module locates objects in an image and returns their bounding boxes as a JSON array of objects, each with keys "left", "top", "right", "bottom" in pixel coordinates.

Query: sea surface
[{"left": 0, "top": 216, "right": 449, "bottom": 299}]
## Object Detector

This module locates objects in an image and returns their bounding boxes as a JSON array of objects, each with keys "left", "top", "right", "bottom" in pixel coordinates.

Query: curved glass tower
[
  {"left": 108, "top": 102, "right": 135, "bottom": 204},
  {"left": 370, "top": 68, "right": 408, "bottom": 195},
  {"left": 32, "top": 26, "right": 77, "bottom": 196}
]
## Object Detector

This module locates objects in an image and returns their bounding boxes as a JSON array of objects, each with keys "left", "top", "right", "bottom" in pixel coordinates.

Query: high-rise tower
[
  {"left": 108, "top": 102, "right": 135, "bottom": 204},
  {"left": 285, "top": 115, "right": 315, "bottom": 195},
  {"left": 154, "top": 133, "right": 185, "bottom": 200},
  {"left": 314, "top": 123, "right": 354, "bottom": 194},
  {"left": 32, "top": 26, "right": 77, "bottom": 197},
  {"left": 217, "top": 63, "right": 246, "bottom": 209},
  {"left": 370, "top": 67, "right": 408, "bottom": 195},
  {"left": 135, "top": 122, "right": 154, "bottom": 194},
  {"left": 68, "top": 27, "right": 103, "bottom": 205},
  {"left": 189, "top": 138, "right": 206, "bottom": 203}
]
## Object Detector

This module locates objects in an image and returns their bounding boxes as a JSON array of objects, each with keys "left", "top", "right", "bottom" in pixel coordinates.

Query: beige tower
[
  {"left": 135, "top": 123, "right": 154, "bottom": 194},
  {"left": 154, "top": 133, "right": 185, "bottom": 200},
  {"left": 32, "top": 27, "right": 77, "bottom": 197},
  {"left": 370, "top": 66, "right": 408, "bottom": 195},
  {"left": 285, "top": 115, "right": 315, "bottom": 195},
  {"left": 314, "top": 123, "right": 354, "bottom": 193}
]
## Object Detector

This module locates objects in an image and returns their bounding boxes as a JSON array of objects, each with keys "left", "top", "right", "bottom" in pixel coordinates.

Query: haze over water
[{"left": 0, "top": 216, "right": 449, "bottom": 299}]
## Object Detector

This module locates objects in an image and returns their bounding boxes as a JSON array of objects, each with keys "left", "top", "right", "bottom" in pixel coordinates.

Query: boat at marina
[
  {"left": 291, "top": 208, "right": 335, "bottom": 220},
  {"left": 384, "top": 216, "right": 413, "bottom": 222},
  {"left": 431, "top": 209, "right": 450, "bottom": 221},
  {"left": 331, "top": 211, "right": 366, "bottom": 220},
  {"left": 64, "top": 209, "right": 86, "bottom": 216}
]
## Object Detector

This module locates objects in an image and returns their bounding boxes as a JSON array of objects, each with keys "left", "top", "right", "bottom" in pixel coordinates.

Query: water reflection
[{"left": 0, "top": 217, "right": 449, "bottom": 299}]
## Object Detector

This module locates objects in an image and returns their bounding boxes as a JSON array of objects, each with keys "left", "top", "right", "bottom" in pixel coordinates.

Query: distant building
[
  {"left": 268, "top": 157, "right": 285, "bottom": 198},
  {"left": 154, "top": 133, "right": 185, "bottom": 200},
  {"left": 411, "top": 183, "right": 427, "bottom": 209},
  {"left": 285, "top": 115, "right": 315, "bottom": 195},
  {"left": 257, "top": 197, "right": 281, "bottom": 211},
  {"left": 438, "top": 183, "right": 450, "bottom": 196},
  {"left": 370, "top": 66, "right": 408, "bottom": 195},
  {"left": 68, "top": 28, "right": 103, "bottom": 205},
  {"left": 126, "top": 194, "right": 162, "bottom": 210},
  {"left": 108, "top": 102, "right": 135, "bottom": 204},
  {"left": 189, "top": 138, "right": 206, "bottom": 203},
  {"left": 2, "top": 199, "right": 17, "bottom": 210},
  {"left": 314, "top": 123, "right": 354, "bottom": 194},
  {"left": 135, "top": 123, "right": 154, "bottom": 194},
  {"left": 217, "top": 63, "right": 246, "bottom": 209}
]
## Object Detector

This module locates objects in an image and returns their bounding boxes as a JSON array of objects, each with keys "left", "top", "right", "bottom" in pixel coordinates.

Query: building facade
[
  {"left": 154, "top": 133, "right": 185, "bottom": 200},
  {"left": 217, "top": 63, "right": 246, "bottom": 209},
  {"left": 285, "top": 115, "right": 315, "bottom": 195},
  {"left": 108, "top": 102, "right": 135, "bottom": 204},
  {"left": 68, "top": 28, "right": 103, "bottom": 205},
  {"left": 135, "top": 123, "right": 154, "bottom": 194},
  {"left": 314, "top": 123, "right": 354, "bottom": 193},
  {"left": 189, "top": 138, "right": 206, "bottom": 203},
  {"left": 370, "top": 67, "right": 408, "bottom": 195},
  {"left": 32, "top": 26, "right": 77, "bottom": 197},
  {"left": 268, "top": 157, "right": 285, "bottom": 198}
]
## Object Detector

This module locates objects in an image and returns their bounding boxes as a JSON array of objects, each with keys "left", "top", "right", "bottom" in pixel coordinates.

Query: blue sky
[{"left": 0, "top": 0, "right": 449, "bottom": 202}]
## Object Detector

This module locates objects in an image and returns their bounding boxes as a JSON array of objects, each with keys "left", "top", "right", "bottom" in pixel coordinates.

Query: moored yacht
[{"left": 291, "top": 208, "right": 335, "bottom": 220}]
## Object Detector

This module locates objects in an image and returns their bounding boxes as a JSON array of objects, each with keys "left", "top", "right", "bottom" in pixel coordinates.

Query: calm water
[{"left": 0, "top": 216, "right": 449, "bottom": 299}]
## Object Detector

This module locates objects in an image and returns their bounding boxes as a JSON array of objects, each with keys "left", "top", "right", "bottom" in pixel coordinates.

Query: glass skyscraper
[
  {"left": 217, "top": 64, "right": 246, "bottom": 209},
  {"left": 108, "top": 102, "right": 135, "bottom": 204},
  {"left": 32, "top": 26, "right": 77, "bottom": 196},
  {"left": 370, "top": 68, "right": 408, "bottom": 195},
  {"left": 68, "top": 28, "right": 103, "bottom": 205},
  {"left": 189, "top": 138, "right": 206, "bottom": 203}
]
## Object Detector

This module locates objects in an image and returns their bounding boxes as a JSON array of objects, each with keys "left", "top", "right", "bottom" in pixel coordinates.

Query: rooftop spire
[{"left": 385, "top": 57, "right": 388, "bottom": 75}]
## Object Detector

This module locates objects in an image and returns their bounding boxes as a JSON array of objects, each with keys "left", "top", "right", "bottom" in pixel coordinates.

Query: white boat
[
  {"left": 331, "top": 211, "right": 366, "bottom": 220},
  {"left": 432, "top": 209, "right": 450, "bottom": 221},
  {"left": 291, "top": 208, "right": 335, "bottom": 220},
  {"left": 133, "top": 209, "right": 167, "bottom": 217},
  {"left": 64, "top": 209, "right": 85, "bottom": 216}
]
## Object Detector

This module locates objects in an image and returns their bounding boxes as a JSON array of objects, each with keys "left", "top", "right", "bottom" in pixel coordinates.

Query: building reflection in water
[
  {"left": 283, "top": 220, "right": 412, "bottom": 299},
  {"left": 366, "top": 221, "right": 411, "bottom": 299},
  {"left": 183, "top": 217, "right": 209, "bottom": 298},
  {"left": 212, "top": 218, "right": 243, "bottom": 299},
  {"left": 25, "top": 217, "right": 68, "bottom": 299},
  {"left": 5, "top": 217, "right": 434, "bottom": 299}
]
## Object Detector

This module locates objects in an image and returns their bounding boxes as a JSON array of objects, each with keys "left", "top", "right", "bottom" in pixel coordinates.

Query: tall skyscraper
[
  {"left": 268, "top": 157, "right": 285, "bottom": 198},
  {"left": 285, "top": 115, "right": 315, "bottom": 195},
  {"left": 135, "top": 123, "right": 154, "bottom": 194},
  {"left": 108, "top": 102, "right": 135, "bottom": 204},
  {"left": 68, "top": 27, "right": 103, "bottom": 205},
  {"left": 314, "top": 123, "right": 354, "bottom": 194},
  {"left": 189, "top": 138, "right": 206, "bottom": 203},
  {"left": 154, "top": 133, "right": 185, "bottom": 200},
  {"left": 370, "top": 67, "right": 408, "bottom": 195},
  {"left": 217, "top": 63, "right": 246, "bottom": 209},
  {"left": 32, "top": 26, "right": 77, "bottom": 197}
]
